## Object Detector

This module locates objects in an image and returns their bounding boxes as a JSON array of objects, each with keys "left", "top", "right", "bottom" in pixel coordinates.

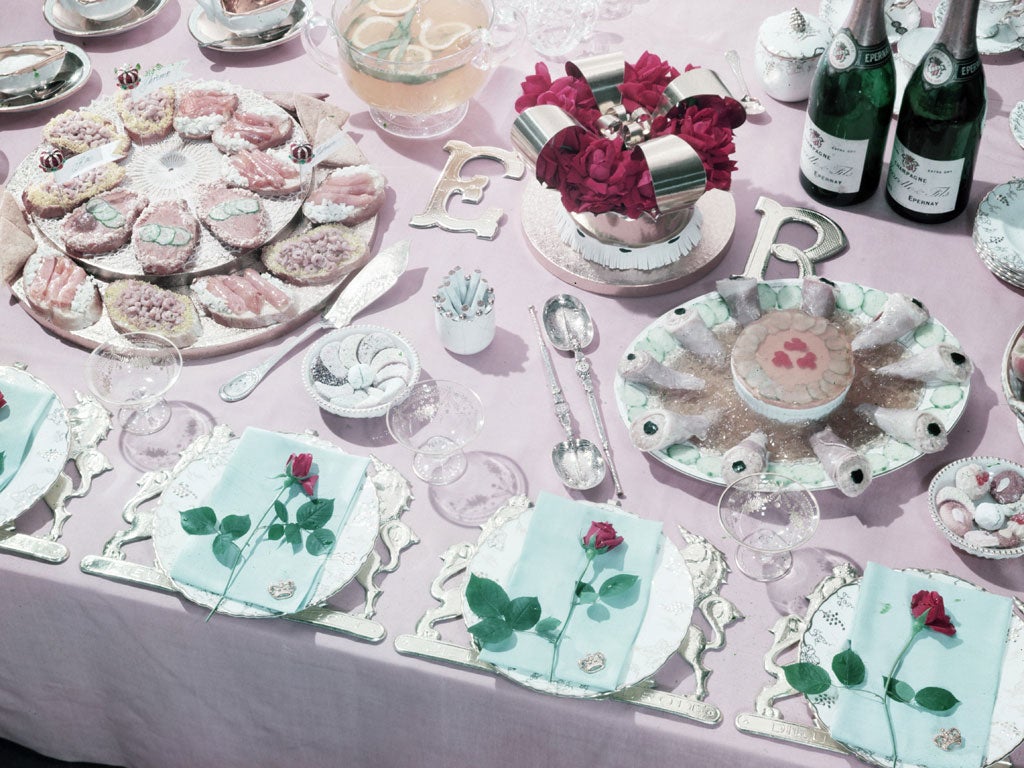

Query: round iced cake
[{"left": 731, "top": 309, "right": 854, "bottom": 423}]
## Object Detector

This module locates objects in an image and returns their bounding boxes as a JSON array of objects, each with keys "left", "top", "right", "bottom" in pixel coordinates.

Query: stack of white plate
[{"left": 974, "top": 178, "right": 1024, "bottom": 288}]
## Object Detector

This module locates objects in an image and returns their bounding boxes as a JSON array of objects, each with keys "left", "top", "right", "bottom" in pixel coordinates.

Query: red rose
[
  {"left": 286, "top": 453, "right": 318, "bottom": 496},
  {"left": 0, "top": 389, "right": 6, "bottom": 410},
  {"left": 583, "top": 521, "right": 624, "bottom": 553},
  {"left": 515, "top": 62, "right": 554, "bottom": 112},
  {"left": 910, "top": 590, "right": 956, "bottom": 636},
  {"left": 619, "top": 52, "right": 679, "bottom": 114}
]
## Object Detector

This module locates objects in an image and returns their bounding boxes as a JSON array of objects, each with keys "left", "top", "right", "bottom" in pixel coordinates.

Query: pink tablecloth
[{"left": 1, "top": 1, "right": 1022, "bottom": 766}]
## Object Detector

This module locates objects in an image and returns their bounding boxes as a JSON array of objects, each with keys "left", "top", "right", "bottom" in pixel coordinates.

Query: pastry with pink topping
[
  {"left": 132, "top": 200, "right": 201, "bottom": 275},
  {"left": 61, "top": 189, "right": 149, "bottom": 257},
  {"left": 192, "top": 268, "right": 297, "bottom": 329},
  {"left": 21, "top": 250, "right": 101, "bottom": 330},
  {"left": 211, "top": 107, "right": 293, "bottom": 153},
  {"left": 103, "top": 279, "right": 202, "bottom": 348},
  {"left": 261, "top": 223, "right": 367, "bottom": 286},
  {"left": 222, "top": 149, "right": 301, "bottom": 197},
  {"left": 42, "top": 109, "right": 130, "bottom": 159},
  {"left": 22, "top": 163, "right": 127, "bottom": 219},
  {"left": 174, "top": 86, "right": 239, "bottom": 140},
  {"left": 116, "top": 86, "right": 176, "bottom": 143},
  {"left": 302, "top": 165, "right": 386, "bottom": 226}
]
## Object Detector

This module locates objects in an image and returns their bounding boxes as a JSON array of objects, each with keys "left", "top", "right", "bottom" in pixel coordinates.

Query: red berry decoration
[
  {"left": 783, "top": 337, "right": 808, "bottom": 352},
  {"left": 771, "top": 350, "right": 793, "bottom": 369},
  {"left": 116, "top": 64, "right": 141, "bottom": 90},
  {"left": 796, "top": 352, "right": 818, "bottom": 370},
  {"left": 289, "top": 142, "right": 314, "bottom": 164},
  {"left": 39, "top": 149, "right": 65, "bottom": 172}
]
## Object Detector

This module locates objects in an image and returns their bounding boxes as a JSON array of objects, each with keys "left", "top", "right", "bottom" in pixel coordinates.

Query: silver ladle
[
  {"left": 541, "top": 294, "right": 625, "bottom": 499},
  {"left": 527, "top": 305, "right": 607, "bottom": 491}
]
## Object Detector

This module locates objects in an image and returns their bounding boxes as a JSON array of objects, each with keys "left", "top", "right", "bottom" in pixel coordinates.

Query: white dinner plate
[
  {"left": 151, "top": 432, "right": 381, "bottom": 618},
  {"left": 800, "top": 571, "right": 1024, "bottom": 767},
  {"left": 614, "top": 278, "right": 971, "bottom": 491},
  {"left": 974, "top": 179, "right": 1024, "bottom": 285},
  {"left": 0, "top": 366, "right": 70, "bottom": 525},
  {"left": 462, "top": 497, "right": 694, "bottom": 698}
]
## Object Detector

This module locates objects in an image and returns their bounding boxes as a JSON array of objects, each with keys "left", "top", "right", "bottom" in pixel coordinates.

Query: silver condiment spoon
[{"left": 725, "top": 49, "right": 766, "bottom": 115}]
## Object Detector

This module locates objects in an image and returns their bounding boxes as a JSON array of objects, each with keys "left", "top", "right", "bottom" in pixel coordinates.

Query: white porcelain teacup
[
  {"left": 977, "top": 0, "right": 1016, "bottom": 36},
  {"left": 59, "top": 0, "right": 137, "bottom": 22},
  {"left": 196, "top": 0, "right": 296, "bottom": 35}
]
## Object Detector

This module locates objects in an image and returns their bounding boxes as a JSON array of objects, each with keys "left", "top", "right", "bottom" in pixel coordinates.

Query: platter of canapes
[{"left": 2, "top": 78, "right": 388, "bottom": 358}]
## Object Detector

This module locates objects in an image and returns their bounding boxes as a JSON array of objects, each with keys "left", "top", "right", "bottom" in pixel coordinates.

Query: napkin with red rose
[
  {"left": 169, "top": 428, "right": 369, "bottom": 616},
  {"left": 830, "top": 562, "right": 1012, "bottom": 768},
  {"left": 477, "top": 492, "right": 662, "bottom": 692},
  {"left": 0, "top": 378, "right": 55, "bottom": 496}
]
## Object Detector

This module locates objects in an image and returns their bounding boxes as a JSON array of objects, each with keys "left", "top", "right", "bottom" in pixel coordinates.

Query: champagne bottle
[
  {"left": 885, "top": 0, "right": 985, "bottom": 223},
  {"left": 798, "top": 0, "right": 896, "bottom": 206}
]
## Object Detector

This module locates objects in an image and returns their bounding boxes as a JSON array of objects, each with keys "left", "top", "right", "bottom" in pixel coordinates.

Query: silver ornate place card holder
[
  {"left": 394, "top": 496, "right": 742, "bottom": 725},
  {"left": 79, "top": 424, "right": 417, "bottom": 642}
]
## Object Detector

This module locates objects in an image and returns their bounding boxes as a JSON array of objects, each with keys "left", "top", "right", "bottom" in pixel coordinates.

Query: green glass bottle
[
  {"left": 885, "top": 0, "right": 985, "bottom": 223},
  {"left": 798, "top": 0, "right": 896, "bottom": 206}
]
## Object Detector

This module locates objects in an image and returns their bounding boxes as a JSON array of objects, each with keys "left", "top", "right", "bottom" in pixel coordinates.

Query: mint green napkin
[
  {"left": 0, "top": 376, "right": 56, "bottom": 495},
  {"left": 478, "top": 492, "right": 662, "bottom": 692},
  {"left": 830, "top": 562, "right": 1012, "bottom": 768},
  {"left": 169, "top": 428, "right": 370, "bottom": 616}
]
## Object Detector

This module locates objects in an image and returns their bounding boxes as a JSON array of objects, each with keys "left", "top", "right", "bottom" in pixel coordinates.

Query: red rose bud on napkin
[
  {"left": 0, "top": 389, "right": 6, "bottom": 409},
  {"left": 582, "top": 521, "right": 624, "bottom": 553},
  {"left": 910, "top": 590, "right": 956, "bottom": 636},
  {"left": 286, "top": 452, "right": 318, "bottom": 497}
]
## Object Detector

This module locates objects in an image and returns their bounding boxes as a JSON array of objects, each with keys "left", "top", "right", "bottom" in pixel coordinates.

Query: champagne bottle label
[
  {"left": 799, "top": 117, "right": 869, "bottom": 194},
  {"left": 886, "top": 138, "right": 964, "bottom": 215},
  {"left": 827, "top": 31, "right": 891, "bottom": 72},
  {"left": 922, "top": 48, "right": 981, "bottom": 86}
]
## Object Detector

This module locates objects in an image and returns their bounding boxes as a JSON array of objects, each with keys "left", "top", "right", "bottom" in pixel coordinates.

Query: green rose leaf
[
  {"left": 267, "top": 523, "right": 284, "bottom": 541},
  {"left": 305, "top": 528, "right": 336, "bottom": 557},
  {"left": 468, "top": 616, "right": 513, "bottom": 647},
  {"left": 782, "top": 662, "right": 832, "bottom": 695},
  {"left": 831, "top": 648, "right": 866, "bottom": 687},
  {"left": 915, "top": 687, "right": 960, "bottom": 712},
  {"left": 503, "top": 596, "right": 541, "bottom": 631},
  {"left": 465, "top": 574, "right": 510, "bottom": 619},
  {"left": 218, "top": 514, "right": 251, "bottom": 539},
  {"left": 534, "top": 617, "right": 561, "bottom": 641},
  {"left": 297, "top": 498, "right": 334, "bottom": 530},
  {"left": 284, "top": 522, "right": 302, "bottom": 553},
  {"left": 212, "top": 533, "right": 242, "bottom": 569},
  {"left": 575, "top": 582, "right": 597, "bottom": 604},
  {"left": 0, "top": 452, "right": 5, "bottom": 475},
  {"left": 274, "top": 499, "right": 288, "bottom": 523},
  {"left": 884, "top": 676, "right": 915, "bottom": 703},
  {"left": 599, "top": 573, "right": 639, "bottom": 599},
  {"left": 179, "top": 507, "right": 217, "bottom": 536}
]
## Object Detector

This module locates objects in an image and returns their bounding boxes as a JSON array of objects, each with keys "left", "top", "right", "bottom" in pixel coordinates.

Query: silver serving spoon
[
  {"left": 528, "top": 306, "right": 606, "bottom": 491},
  {"left": 724, "top": 49, "right": 766, "bottom": 116},
  {"left": 0, "top": 78, "right": 68, "bottom": 107},
  {"left": 199, "top": 21, "right": 295, "bottom": 49},
  {"left": 541, "top": 294, "right": 624, "bottom": 499}
]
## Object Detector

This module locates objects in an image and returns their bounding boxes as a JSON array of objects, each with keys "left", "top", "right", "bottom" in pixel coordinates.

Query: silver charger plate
[
  {"left": 801, "top": 571, "right": 1024, "bottom": 767},
  {"left": 187, "top": 0, "right": 309, "bottom": 52},
  {"left": 614, "top": 278, "right": 971, "bottom": 491},
  {"left": 0, "top": 41, "right": 91, "bottom": 115},
  {"left": 150, "top": 432, "right": 381, "bottom": 619},
  {"left": 0, "top": 366, "right": 71, "bottom": 526},
  {"left": 462, "top": 498, "right": 694, "bottom": 699},
  {"left": 43, "top": 0, "right": 169, "bottom": 38}
]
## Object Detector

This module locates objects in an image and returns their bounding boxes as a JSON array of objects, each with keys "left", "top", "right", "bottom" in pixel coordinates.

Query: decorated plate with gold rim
[
  {"left": 613, "top": 278, "right": 970, "bottom": 491},
  {"left": 799, "top": 571, "right": 1024, "bottom": 768},
  {"left": 462, "top": 496, "right": 693, "bottom": 698},
  {"left": 0, "top": 366, "right": 71, "bottom": 526},
  {"left": 151, "top": 431, "right": 381, "bottom": 618}
]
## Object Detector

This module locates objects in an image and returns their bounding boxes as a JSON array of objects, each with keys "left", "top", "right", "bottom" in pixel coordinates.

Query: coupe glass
[
  {"left": 386, "top": 379, "right": 484, "bottom": 485},
  {"left": 85, "top": 332, "right": 183, "bottom": 435},
  {"left": 718, "top": 473, "right": 820, "bottom": 582}
]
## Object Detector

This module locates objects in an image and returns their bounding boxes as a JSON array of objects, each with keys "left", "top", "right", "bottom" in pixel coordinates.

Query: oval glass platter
[
  {"left": 0, "top": 366, "right": 71, "bottom": 526},
  {"left": 613, "top": 278, "right": 971, "bottom": 491},
  {"left": 462, "top": 497, "right": 694, "bottom": 699},
  {"left": 150, "top": 432, "right": 381, "bottom": 619},
  {"left": 800, "top": 571, "right": 1024, "bottom": 768}
]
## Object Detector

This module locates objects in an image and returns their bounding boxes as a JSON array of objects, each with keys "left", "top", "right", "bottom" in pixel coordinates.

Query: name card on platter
[
  {"left": 131, "top": 60, "right": 189, "bottom": 100},
  {"left": 53, "top": 141, "right": 124, "bottom": 184}
]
